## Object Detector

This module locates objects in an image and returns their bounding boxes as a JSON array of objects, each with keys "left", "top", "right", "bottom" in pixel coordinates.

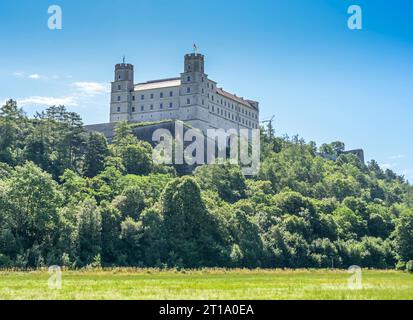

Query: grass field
[{"left": 0, "top": 269, "right": 412, "bottom": 300}]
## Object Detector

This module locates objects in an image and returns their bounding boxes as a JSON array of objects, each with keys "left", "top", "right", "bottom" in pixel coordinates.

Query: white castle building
[{"left": 110, "top": 52, "right": 259, "bottom": 133}]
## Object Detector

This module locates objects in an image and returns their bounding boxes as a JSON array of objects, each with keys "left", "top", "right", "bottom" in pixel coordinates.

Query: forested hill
[{"left": 1, "top": 100, "right": 413, "bottom": 270}]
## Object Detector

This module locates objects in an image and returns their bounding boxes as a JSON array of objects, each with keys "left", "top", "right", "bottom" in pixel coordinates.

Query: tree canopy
[{"left": 0, "top": 99, "right": 412, "bottom": 270}]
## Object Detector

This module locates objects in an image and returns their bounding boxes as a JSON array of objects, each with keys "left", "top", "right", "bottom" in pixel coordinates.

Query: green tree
[
  {"left": 112, "top": 186, "right": 146, "bottom": 220},
  {"left": 76, "top": 198, "right": 102, "bottom": 266},
  {"left": 161, "top": 177, "right": 226, "bottom": 267},
  {"left": 100, "top": 202, "right": 122, "bottom": 265},
  {"left": 194, "top": 163, "right": 247, "bottom": 203},
  {"left": 394, "top": 209, "right": 413, "bottom": 262},
  {"left": 0, "top": 99, "right": 26, "bottom": 164},
  {"left": 114, "top": 135, "right": 153, "bottom": 175},
  {"left": 1, "top": 162, "right": 63, "bottom": 266},
  {"left": 84, "top": 132, "right": 110, "bottom": 178}
]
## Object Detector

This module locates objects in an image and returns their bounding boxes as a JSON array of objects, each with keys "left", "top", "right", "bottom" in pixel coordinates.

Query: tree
[
  {"left": 60, "top": 169, "right": 91, "bottom": 204},
  {"left": 0, "top": 100, "right": 26, "bottom": 164},
  {"left": 114, "top": 135, "right": 153, "bottom": 175},
  {"left": 45, "top": 106, "right": 87, "bottom": 178},
  {"left": 228, "top": 209, "right": 263, "bottom": 267},
  {"left": 120, "top": 217, "right": 142, "bottom": 266},
  {"left": 161, "top": 177, "right": 226, "bottom": 267},
  {"left": 194, "top": 162, "right": 247, "bottom": 203},
  {"left": 394, "top": 209, "right": 413, "bottom": 262},
  {"left": 84, "top": 132, "right": 110, "bottom": 178},
  {"left": 333, "top": 207, "right": 367, "bottom": 240},
  {"left": 112, "top": 186, "right": 146, "bottom": 220},
  {"left": 100, "top": 202, "right": 122, "bottom": 265},
  {"left": 1, "top": 162, "right": 63, "bottom": 266},
  {"left": 76, "top": 198, "right": 102, "bottom": 266},
  {"left": 113, "top": 121, "right": 132, "bottom": 144}
]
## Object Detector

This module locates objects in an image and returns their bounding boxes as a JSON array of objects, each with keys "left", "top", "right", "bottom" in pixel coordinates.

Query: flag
[{"left": 193, "top": 43, "right": 198, "bottom": 53}]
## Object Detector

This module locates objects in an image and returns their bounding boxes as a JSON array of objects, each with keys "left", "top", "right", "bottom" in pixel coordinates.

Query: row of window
[
  {"left": 116, "top": 99, "right": 192, "bottom": 113},
  {"left": 134, "top": 91, "right": 175, "bottom": 101},
  {"left": 210, "top": 105, "right": 258, "bottom": 128},
  {"left": 207, "top": 93, "right": 257, "bottom": 119}
]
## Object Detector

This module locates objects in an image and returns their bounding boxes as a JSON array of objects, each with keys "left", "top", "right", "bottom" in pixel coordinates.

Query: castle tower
[
  {"left": 110, "top": 61, "right": 134, "bottom": 122},
  {"left": 180, "top": 53, "right": 206, "bottom": 111},
  {"left": 184, "top": 52, "right": 205, "bottom": 73}
]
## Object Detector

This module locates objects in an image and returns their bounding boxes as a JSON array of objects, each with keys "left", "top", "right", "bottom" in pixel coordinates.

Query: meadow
[{"left": 0, "top": 269, "right": 412, "bottom": 300}]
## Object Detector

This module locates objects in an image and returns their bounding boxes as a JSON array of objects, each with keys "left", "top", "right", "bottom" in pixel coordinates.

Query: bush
[
  {"left": 0, "top": 253, "right": 12, "bottom": 267},
  {"left": 406, "top": 260, "right": 413, "bottom": 273},
  {"left": 395, "top": 261, "right": 406, "bottom": 271}
]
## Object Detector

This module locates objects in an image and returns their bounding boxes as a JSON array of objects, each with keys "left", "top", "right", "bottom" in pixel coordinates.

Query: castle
[{"left": 109, "top": 52, "right": 260, "bottom": 133}]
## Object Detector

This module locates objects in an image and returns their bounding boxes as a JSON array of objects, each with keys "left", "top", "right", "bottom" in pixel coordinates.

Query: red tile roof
[{"left": 216, "top": 87, "right": 257, "bottom": 110}]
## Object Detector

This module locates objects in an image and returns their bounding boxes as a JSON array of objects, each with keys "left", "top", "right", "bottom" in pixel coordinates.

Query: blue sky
[{"left": 0, "top": 0, "right": 412, "bottom": 181}]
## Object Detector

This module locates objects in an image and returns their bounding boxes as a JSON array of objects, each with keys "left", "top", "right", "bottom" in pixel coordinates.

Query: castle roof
[
  {"left": 133, "top": 76, "right": 258, "bottom": 110},
  {"left": 216, "top": 87, "right": 258, "bottom": 110},
  {"left": 135, "top": 77, "right": 181, "bottom": 91}
]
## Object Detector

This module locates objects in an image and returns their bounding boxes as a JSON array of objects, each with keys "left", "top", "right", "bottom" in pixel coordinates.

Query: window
[
  {"left": 187, "top": 87, "right": 190, "bottom": 93},
  {"left": 169, "top": 91, "right": 173, "bottom": 97},
  {"left": 141, "top": 106, "right": 144, "bottom": 111},
  {"left": 207, "top": 83, "right": 210, "bottom": 89},
  {"left": 169, "top": 102, "right": 173, "bottom": 108},
  {"left": 212, "top": 106, "right": 215, "bottom": 112},
  {"left": 150, "top": 93, "right": 154, "bottom": 99},
  {"left": 212, "top": 95, "right": 214, "bottom": 101},
  {"left": 141, "top": 95, "right": 144, "bottom": 100},
  {"left": 187, "top": 76, "right": 191, "bottom": 82},
  {"left": 160, "top": 103, "right": 163, "bottom": 109},
  {"left": 132, "top": 96, "right": 135, "bottom": 101},
  {"left": 201, "top": 77, "right": 204, "bottom": 82},
  {"left": 160, "top": 92, "right": 164, "bottom": 98},
  {"left": 117, "top": 96, "right": 121, "bottom": 101},
  {"left": 118, "top": 85, "right": 121, "bottom": 90},
  {"left": 202, "top": 88, "right": 204, "bottom": 94},
  {"left": 117, "top": 107, "right": 120, "bottom": 112},
  {"left": 187, "top": 98, "right": 190, "bottom": 105},
  {"left": 132, "top": 107, "right": 135, "bottom": 112},
  {"left": 150, "top": 104, "right": 154, "bottom": 110},
  {"left": 202, "top": 99, "right": 204, "bottom": 105}
]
